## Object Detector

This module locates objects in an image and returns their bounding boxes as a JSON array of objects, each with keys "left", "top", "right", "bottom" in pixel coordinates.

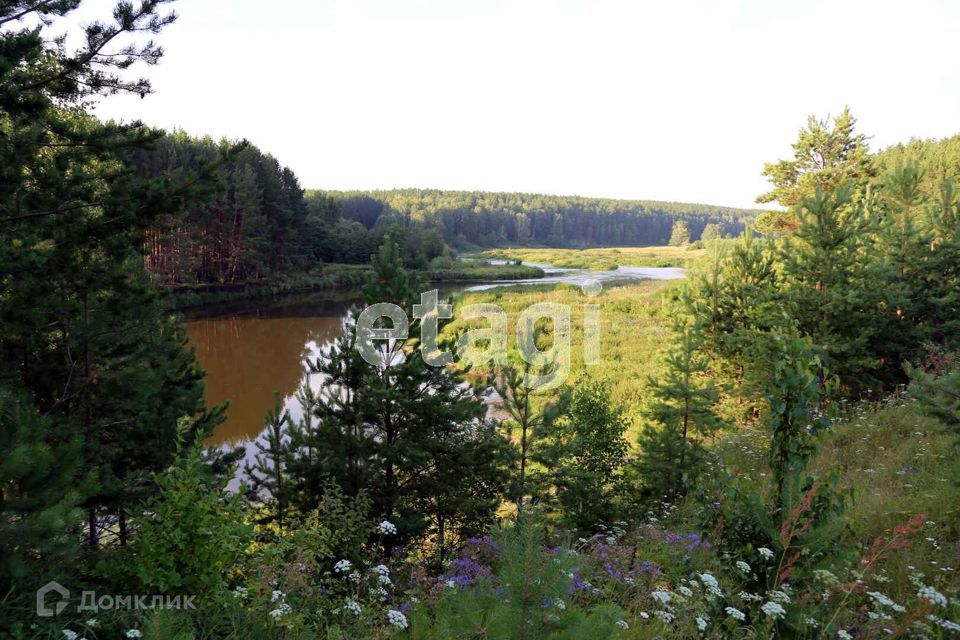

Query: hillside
[{"left": 311, "top": 188, "right": 761, "bottom": 248}]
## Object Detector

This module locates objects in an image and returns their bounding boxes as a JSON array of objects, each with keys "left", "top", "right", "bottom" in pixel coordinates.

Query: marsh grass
[{"left": 476, "top": 246, "right": 708, "bottom": 270}]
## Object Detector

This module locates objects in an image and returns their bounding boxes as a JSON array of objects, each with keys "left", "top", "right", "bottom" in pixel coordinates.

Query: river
[{"left": 186, "top": 262, "right": 683, "bottom": 462}]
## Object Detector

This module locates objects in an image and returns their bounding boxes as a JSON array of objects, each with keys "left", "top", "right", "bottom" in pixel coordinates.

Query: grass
[
  {"left": 475, "top": 245, "right": 708, "bottom": 270},
  {"left": 443, "top": 279, "right": 682, "bottom": 437}
]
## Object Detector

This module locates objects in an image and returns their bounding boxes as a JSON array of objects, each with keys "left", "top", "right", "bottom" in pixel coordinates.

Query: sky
[{"left": 75, "top": 0, "right": 960, "bottom": 209}]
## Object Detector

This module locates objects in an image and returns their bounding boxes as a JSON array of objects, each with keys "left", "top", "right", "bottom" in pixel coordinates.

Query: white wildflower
[
  {"left": 615, "top": 619, "right": 629, "bottom": 629},
  {"left": 125, "top": 631, "right": 142, "bottom": 640},
  {"left": 696, "top": 615, "right": 709, "bottom": 631},
  {"left": 378, "top": 520, "right": 398, "bottom": 535},
  {"left": 63, "top": 632, "right": 78, "bottom": 640},
  {"left": 725, "top": 606, "right": 746, "bottom": 621},
  {"left": 334, "top": 559, "right": 352, "bottom": 574},
  {"left": 738, "top": 591, "right": 762, "bottom": 602},
  {"left": 758, "top": 547, "right": 775, "bottom": 560},
  {"left": 736, "top": 560, "right": 751, "bottom": 574},
  {"left": 678, "top": 586, "right": 693, "bottom": 597},
  {"left": 768, "top": 589, "right": 791, "bottom": 604},
  {"left": 269, "top": 603, "right": 292, "bottom": 618},
  {"left": 344, "top": 599, "right": 362, "bottom": 616},
  {"left": 837, "top": 631, "right": 852, "bottom": 640},
  {"left": 761, "top": 601, "right": 786, "bottom": 619},
  {"left": 651, "top": 588, "right": 672, "bottom": 605},
  {"left": 373, "top": 564, "right": 390, "bottom": 576},
  {"left": 271, "top": 589, "right": 284, "bottom": 602},
  {"left": 555, "top": 598, "right": 566, "bottom": 611},
  {"left": 639, "top": 611, "right": 650, "bottom": 619},
  {"left": 654, "top": 610, "right": 674, "bottom": 623},
  {"left": 803, "top": 617, "right": 819, "bottom": 627},
  {"left": 918, "top": 585, "right": 948, "bottom": 607},
  {"left": 699, "top": 573, "right": 723, "bottom": 597},
  {"left": 387, "top": 609, "right": 409, "bottom": 629},
  {"left": 84, "top": 619, "right": 97, "bottom": 628},
  {"left": 349, "top": 570, "right": 361, "bottom": 583},
  {"left": 928, "top": 615, "right": 960, "bottom": 632}
]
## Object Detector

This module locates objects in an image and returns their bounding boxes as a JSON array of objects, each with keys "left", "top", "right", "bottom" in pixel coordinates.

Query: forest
[
  {"left": 322, "top": 188, "right": 757, "bottom": 249},
  {"left": 2, "top": 1, "right": 960, "bottom": 639}
]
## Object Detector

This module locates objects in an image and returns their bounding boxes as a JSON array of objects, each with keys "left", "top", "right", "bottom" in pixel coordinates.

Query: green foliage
[
  {"left": 668, "top": 220, "right": 691, "bottom": 246},
  {"left": 409, "top": 513, "right": 628, "bottom": 640},
  {"left": 756, "top": 106, "right": 875, "bottom": 233},
  {"left": 907, "top": 355, "right": 960, "bottom": 446},
  {"left": 325, "top": 188, "right": 757, "bottom": 248},
  {"left": 538, "top": 377, "right": 629, "bottom": 531},
  {"left": 129, "top": 441, "right": 251, "bottom": 598},
  {"left": 633, "top": 326, "right": 724, "bottom": 504}
]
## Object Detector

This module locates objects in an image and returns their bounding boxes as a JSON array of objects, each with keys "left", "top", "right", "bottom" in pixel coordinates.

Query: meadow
[{"left": 476, "top": 245, "right": 708, "bottom": 270}]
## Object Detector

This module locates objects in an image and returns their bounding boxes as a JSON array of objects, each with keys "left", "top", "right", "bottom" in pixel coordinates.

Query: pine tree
[
  {"left": 287, "top": 239, "right": 508, "bottom": 548},
  {"left": 538, "top": 377, "right": 629, "bottom": 531},
  {"left": 245, "top": 394, "right": 292, "bottom": 531},
  {"left": 634, "top": 326, "right": 724, "bottom": 504},
  {"left": 756, "top": 107, "right": 875, "bottom": 233},
  {"left": 492, "top": 331, "right": 567, "bottom": 511}
]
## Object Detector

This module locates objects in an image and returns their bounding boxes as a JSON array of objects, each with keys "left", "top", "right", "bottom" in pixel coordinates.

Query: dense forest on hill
[
  {"left": 318, "top": 188, "right": 760, "bottom": 248},
  {"left": 130, "top": 138, "right": 761, "bottom": 284}
]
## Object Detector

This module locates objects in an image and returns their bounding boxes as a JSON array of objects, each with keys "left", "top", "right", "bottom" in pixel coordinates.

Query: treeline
[
  {"left": 130, "top": 136, "right": 446, "bottom": 283},
  {"left": 320, "top": 188, "right": 758, "bottom": 248}
]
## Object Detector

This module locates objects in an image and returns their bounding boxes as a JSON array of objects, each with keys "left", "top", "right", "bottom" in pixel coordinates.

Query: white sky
[{"left": 80, "top": 0, "right": 960, "bottom": 209}]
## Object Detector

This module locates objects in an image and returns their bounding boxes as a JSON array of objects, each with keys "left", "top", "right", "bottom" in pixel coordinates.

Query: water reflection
[{"left": 186, "top": 295, "right": 355, "bottom": 445}]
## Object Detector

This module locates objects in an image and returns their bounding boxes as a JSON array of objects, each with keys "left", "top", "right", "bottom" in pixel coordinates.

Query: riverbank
[
  {"left": 476, "top": 244, "right": 708, "bottom": 269},
  {"left": 162, "top": 261, "right": 546, "bottom": 312}
]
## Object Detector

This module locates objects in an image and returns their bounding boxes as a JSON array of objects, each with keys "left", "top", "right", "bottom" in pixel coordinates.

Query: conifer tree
[
  {"left": 287, "top": 239, "right": 508, "bottom": 547},
  {"left": 492, "top": 330, "right": 567, "bottom": 511},
  {"left": 538, "top": 377, "right": 629, "bottom": 531},
  {"left": 245, "top": 395, "right": 292, "bottom": 531},
  {"left": 633, "top": 326, "right": 724, "bottom": 503}
]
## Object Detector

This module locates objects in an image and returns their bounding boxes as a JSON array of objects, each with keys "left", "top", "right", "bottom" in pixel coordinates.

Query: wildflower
[
  {"left": 837, "top": 631, "right": 852, "bottom": 640},
  {"left": 269, "top": 603, "right": 292, "bottom": 618},
  {"left": 378, "top": 520, "right": 398, "bottom": 535},
  {"left": 615, "top": 619, "right": 629, "bottom": 629},
  {"left": 699, "top": 573, "right": 722, "bottom": 597},
  {"left": 803, "top": 617, "right": 819, "bottom": 627},
  {"left": 761, "top": 601, "right": 786, "bottom": 619},
  {"left": 126, "top": 632, "right": 142, "bottom": 640},
  {"left": 928, "top": 615, "right": 960, "bottom": 632},
  {"left": 918, "top": 585, "right": 948, "bottom": 607},
  {"left": 651, "top": 588, "right": 672, "bottom": 605},
  {"left": 767, "top": 589, "right": 791, "bottom": 604},
  {"left": 232, "top": 586, "right": 248, "bottom": 599},
  {"left": 725, "top": 606, "right": 746, "bottom": 621},
  {"left": 334, "top": 559, "right": 353, "bottom": 574},
  {"left": 378, "top": 573, "right": 392, "bottom": 586},
  {"left": 758, "top": 547, "right": 774, "bottom": 560},
  {"left": 696, "top": 615, "right": 709, "bottom": 631},
  {"left": 344, "top": 599, "right": 362, "bottom": 616},
  {"left": 555, "top": 598, "right": 566, "bottom": 611},
  {"left": 349, "top": 570, "right": 361, "bottom": 582},
  {"left": 373, "top": 564, "right": 390, "bottom": 576},
  {"left": 387, "top": 609, "right": 409, "bottom": 629},
  {"left": 63, "top": 632, "right": 79, "bottom": 640},
  {"left": 735, "top": 560, "right": 751, "bottom": 574},
  {"left": 271, "top": 589, "right": 284, "bottom": 602},
  {"left": 445, "top": 579, "right": 456, "bottom": 588},
  {"left": 84, "top": 619, "right": 97, "bottom": 628},
  {"left": 639, "top": 611, "right": 650, "bottom": 619},
  {"left": 654, "top": 610, "right": 674, "bottom": 623},
  {"left": 738, "top": 591, "right": 762, "bottom": 602},
  {"left": 678, "top": 586, "right": 693, "bottom": 597}
]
